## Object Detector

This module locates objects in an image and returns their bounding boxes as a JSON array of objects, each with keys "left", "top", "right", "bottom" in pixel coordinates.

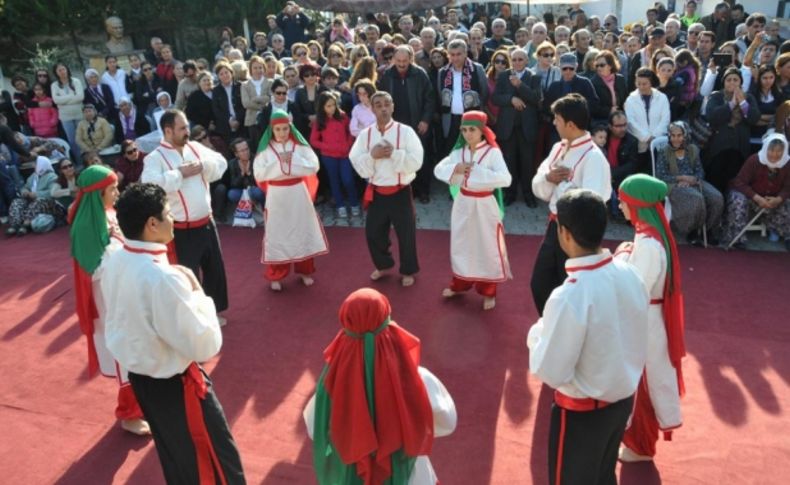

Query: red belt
[
  {"left": 373, "top": 184, "right": 407, "bottom": 196},
  {"left": 268, "top": 178, "right": 302, "bottom": 187},
  {"left": 460, "top": 188, "right": 493, "bottom": 198},
  {"left": 650, "top": 298, "right": 664, "bottom": 305},
  {"left": 173, "top": 215, "right": 211, "bottom": 230},
  {"left": 182, "top": 363, "right": 228, "bottom": 485},
  {"left": 554, "top": 390, "right": 611, "bottom": 412}
]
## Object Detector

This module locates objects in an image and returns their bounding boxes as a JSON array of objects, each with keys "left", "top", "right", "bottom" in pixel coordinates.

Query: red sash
[
  {"left": 182, "top": 363, "right": 228, "bottom": 485},
  {"left": 173, "top": 215, "right": 211, "bottom": 230},
  {"left": 554, "top": 390, "right": 612, "bottom": 412}
]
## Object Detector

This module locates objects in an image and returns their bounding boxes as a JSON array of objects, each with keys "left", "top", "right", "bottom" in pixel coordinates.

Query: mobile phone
[{"left": 713, "top": 53, "right": 730, "bottom": 68}]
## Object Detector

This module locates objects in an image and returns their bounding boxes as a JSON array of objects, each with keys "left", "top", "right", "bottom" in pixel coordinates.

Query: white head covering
[
  {"left": 156, "top": 91, "right": 172, "bottom": 107},
  {"left": 84, "top": 68, "right": 100, "bottom": 80},
  {"left": 758, "top": 133, "right": 790, "bottom": 170},
  {"left": 30, "top": 156, "right": 53, "bottom": 192}
]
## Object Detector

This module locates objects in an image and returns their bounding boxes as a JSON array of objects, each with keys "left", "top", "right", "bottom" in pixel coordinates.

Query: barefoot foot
[
  {"left": 401, "top": 275, "right": 415, "bottom": 287},
  {"left": 270, "top": 281, "right": 283, "bottom": 291},
  {"left": 442, "top": 288, "right": 457, "bottom": 298},
  {"left": 483, "top": 297, "right": 496, "bottom": 310},
  {"left": 300, "top": 275, "right": 314, "bottom": 286}
]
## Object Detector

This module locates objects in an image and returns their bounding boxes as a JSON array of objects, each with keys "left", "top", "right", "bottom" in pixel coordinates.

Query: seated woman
[
  {"left": 722, "top": 133, "right": 790, "bottom": 251},
  {"left": 5, "top": 156, "right": 64, "bottom": 235},
  {"left": 114, "top": 140, "right": 146, "bottom": 191},
  {"left": 303, "top": 287, "right": 457, "bottom": 485},
  {"left": 75, "top": 104, "right": 114, "bottom": 154},
  {"left": 655, "top": 121, "right": 724, "bottom": 245},
  {"left": 152, "top": 92, "right": 173, "bottom": 134},
  {"left": 50, "top": 158, "right": 78, "bottom": 208}
]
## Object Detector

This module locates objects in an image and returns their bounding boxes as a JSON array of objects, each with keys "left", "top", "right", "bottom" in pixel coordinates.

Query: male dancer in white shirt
[
  {"left": 528, "top": 189, "right": 649, "bottom": 485},
  {"left": 102, "top": 183, "right": 245, "bottom": 484},
  {"left": 530, "top": 93, "right": 611, "bottom": 315},
  {"left": 142, "top": 109, "right": 230, "bottom": 321},
  {"left": 349, "top": 91, "right": 424, "bottom": 287}
]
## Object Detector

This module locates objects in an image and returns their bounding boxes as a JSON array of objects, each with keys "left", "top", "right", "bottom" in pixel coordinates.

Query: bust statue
[{"left": 105, "top": 16, "right": 135, "bottom": 54}]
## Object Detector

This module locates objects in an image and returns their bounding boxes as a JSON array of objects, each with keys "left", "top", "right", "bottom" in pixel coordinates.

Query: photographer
[{"left": 276, "top": 1, "right": 312, "bottom": 49}]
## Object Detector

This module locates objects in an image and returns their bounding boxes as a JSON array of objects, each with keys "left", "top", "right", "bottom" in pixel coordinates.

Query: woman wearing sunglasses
[
  {"left": 590, "top": 50, "right": 627, "bottom": 123},
  {"left": 114, "top": 140, "right": 146, "bottom": 191},
  {"left": 485, "top": 49, "right": 510, "bottom": 127}
]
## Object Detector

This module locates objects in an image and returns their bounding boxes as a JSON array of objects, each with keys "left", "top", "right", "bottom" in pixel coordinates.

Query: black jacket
[
  {"left": 256, "top": 102, "right": 296, "bottom": 139},
  {"left": 186, "top": 90, "right": 215, "bottom": 130},
  {"left": 492, "top": 69, "right": 542, "bottom": 141},
  {"left": 292, "top": 86, "right": 319, "bottom": 140},
  {"left": 379, "top": 64, "right": 436, "bottom": 129},
  {"left": 84, "top": 84, "right": 117, "bottom": 119},
  {"left": 113, "top": 108, "right": 151, "bottom": 144},
  {"left": 135, "top": 76, "right": 162, "bottom": 112},
  {"left": 211, "top": 82, "right": 246, "bottom": 139},
  {"left": 543, "top": 75, "right": 600, "bottom": 120},
  {"left": 606, "top": 132, "right": 640, "bottom": 167},
  {"left": 590, "top": 74, "right": 627, "bottom": 120}
]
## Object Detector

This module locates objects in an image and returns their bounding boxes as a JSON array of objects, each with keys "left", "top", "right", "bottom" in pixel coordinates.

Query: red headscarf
[{"left": 322, "top": 288, "right": 434, "bottom": 484}]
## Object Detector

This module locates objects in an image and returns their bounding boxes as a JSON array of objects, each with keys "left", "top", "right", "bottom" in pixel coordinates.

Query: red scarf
[{"left": 444, "top": 58, "right": 473, "bottom": 92}]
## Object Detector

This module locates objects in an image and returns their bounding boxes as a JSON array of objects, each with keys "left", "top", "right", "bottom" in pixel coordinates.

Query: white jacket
[{"left": 624, "top": 88, "right": 671, "bottom": 153}]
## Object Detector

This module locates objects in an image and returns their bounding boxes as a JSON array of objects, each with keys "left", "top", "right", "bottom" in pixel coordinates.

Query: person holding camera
[{"left": 276, "top": 1, "right": 312, "bottom": 50}]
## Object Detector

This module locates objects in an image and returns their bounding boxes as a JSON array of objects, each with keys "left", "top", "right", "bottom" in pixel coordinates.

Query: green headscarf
[
  {"left": 256, "top": 109, "right": 309, "bottom": 153},
  {"left": 618, "top": 174, "right": 671, "bottom": 278},
  {"left": 69, "top": 166, "right": 117, "bottom": 274}
]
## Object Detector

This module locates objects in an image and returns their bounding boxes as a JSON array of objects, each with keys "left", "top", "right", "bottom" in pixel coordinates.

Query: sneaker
[
  {"left": 5, "top": 226, "right": 17, "bottom": 236},
  {"left": 350, "top": 206, "right": 361, "bottom": 217},
  {"left": 337, "top": 207, "right": 348, "bottom": 218}
]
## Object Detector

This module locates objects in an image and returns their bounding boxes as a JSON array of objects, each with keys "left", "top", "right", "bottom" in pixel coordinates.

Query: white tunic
[
  {"left": 349, "top": 121, "right": 424, "bottom": 186},
  {"left": 304, "top": 366, "right": 457, "bottom": 485},
  {"left": 92, "top": 210, "right": 125, "bottom": 379},
  {"left": 528, "top": 250, "right": 649, "bottom": 403},
  {"left": 101, "top": 239, "right": 222, "bottom": 379},
  {"left": 615, "top": 234, "right": 682, "bottom": 430},
  {"left": 434, "top": 143, "right": 512, "bottom": 281},
  {"left": 531, "top": 133, "right": 611, "bottom": 215},
  {"left": 254, "top": 141, "right": 328, "bottom": 264},
  {"left": 141, "top": 141, "right": 228, "bottom": 222}
]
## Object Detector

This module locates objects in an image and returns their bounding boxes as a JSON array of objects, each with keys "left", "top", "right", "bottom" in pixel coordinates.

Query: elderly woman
[
  {"left": 704, "top": 67, "right": 761, "bottom": 194},
  {"left": 5, "top": 156, "right": 63, "bottom": 235},
  {"left": 722, "top": 134, "right": 790, "bottom": 251},
  {"left": 655, "top": 122, "right": 724, "bottom": 245},
  {"left": 83, "top": 68, "right": 116, "bottom": 119},
  {"left": 75, "top": 104, "right": 114, "bottom": 153},
  {"left": 590, "top": 50, "right": 627, "bottom": 121},
  {"left": 152, "top": 91, "right": 173, "bottom": 134}
]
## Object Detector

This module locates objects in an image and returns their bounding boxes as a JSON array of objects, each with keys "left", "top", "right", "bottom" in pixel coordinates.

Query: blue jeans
[
  {"left": 228, "top": 186, "right": 265, "bottom": 206},
  {"left": 320, "top": 155, "right": 358, "bottom": 208},
  {"left": 60, "top": 118, "right": 81, "bottom": 161}
]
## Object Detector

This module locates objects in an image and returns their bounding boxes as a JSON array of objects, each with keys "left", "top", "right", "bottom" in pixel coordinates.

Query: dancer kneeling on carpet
[
  {"left": 69, "top": 165, "right": 149, "bottom": 436},
  {"left": 434, "top": 110, "right": 512, "bottom": 310},
  {"left": 349, "top": 91, "right": 424, "bottom": 287},
  {"left": 527, "top": 189, "right": 648, "bottom": 485},
  {"left": 102, "top": 183, "right": 245, "bottom": 484},
  {"left": 615, "top": 173, "right": 686, "bottom": 462},
  {"left": 303, "top": 288, "right": 457, "bottom": 485},
  {"left": 254, "top": 109, "right": 328, "bottom": 291}
]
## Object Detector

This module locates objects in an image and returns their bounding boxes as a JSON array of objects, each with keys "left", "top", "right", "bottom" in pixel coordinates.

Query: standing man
[
  {"left": 528, "top": 188, "right": 648, "bottom": 485},
  {"left": 349, "top": 92, "right": 423, "bottom": 287},
  {"left": 276, "top": 1, "right": 311, "bottom": 49},
  {"left": 102, "top": 183, "right": 245, "bottom": 484},
  {"left": 497, "top": 2, "right": 521, "bottom": 40},
  {"left": 396, "top": 15, "right": 417, "bottom": 41},
  {"left": 379, "top": 46, "right": 436, "bottom": 203},
  {"left": 492, "top": 48, "right": 542, "bottom": 207},
  {"left": 156, "top": 44, "right": 180, "bottom": 99},
  {"left": 437, "top": 39, "right": 488, "bottom": 158},
  {"left": 543, "top": 54, "right": 600, "bottom": 145},
  {"left": 605, "top": 111, "right": 640, "bottom": 213},
  {"left": 485, "top": 19, "right": 514, "bottom": 51},
  {"left": 141, "top": 109, "right": 230, "bottom": 321},
  {"left": 530, "top": 94, "right": 611, "bottom": 315},
  {"left": 701, "top": 2, "right": 735, "bottom": 48},
  {"left": 415, "top": 28, "right": 437, "bottom": 72},
  {"left": 174, "top": 61, "right": 199, "bottom": 111}
]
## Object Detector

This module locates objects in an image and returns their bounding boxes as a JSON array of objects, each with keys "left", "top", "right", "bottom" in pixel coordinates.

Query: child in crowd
[
  {"left": 592, "top": 123, "right": 608, "bottom": 149},
  {"left": 310, "top": 91, "right": 360, "bottom": 217},
  {"left": 27, "top": 83, "right": 59, "bottom": 138}
]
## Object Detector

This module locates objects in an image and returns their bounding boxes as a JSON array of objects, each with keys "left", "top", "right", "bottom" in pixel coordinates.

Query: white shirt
[
  {"left": 349, "top": 121, "right": 424, "bottom": 186},
  {"left": 101, "top": 239, "right": 222, "bottom": 378},
  {"left": 451, "top": 68, "right": 464, "bottom": 114},
  {"left": 223, "top": 84, "right": 236, "bottom": 119},
  {"left": 532, "top": 133, "right": 611, "bottom": 214},
  {"left": 624, "top": 88, "right": 671, "bottom": 150},
  {"left": 527, "top": 250, "right": 649, "bottom": 402},
  {"left": 141, "top": 140, "right": 228, "bottom": 222},
  {"left": 100, "top": 69, "right": 129, "bottom": 106}
]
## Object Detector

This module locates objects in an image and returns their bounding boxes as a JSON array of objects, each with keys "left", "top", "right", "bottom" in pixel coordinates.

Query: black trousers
[
  {"left": 128, "top": 369, "right": 245, "bottom": 485},
  {"left": 442, "top": 114, "right": 463, "bottom": 159},
  {"left": 174, "top": 221, "right": 229, "bottom": 312},
  {"left": 705, "top": 148, "right": 744, "bottom": 195},
  {"left": 530, "top": 221, "right": 568, "bottom": 316},
  {"left": 500, "top": 128, "right": 536, "bottom": 202},
  {"left": 365, "top": 186, "right": 419, "bottom": 275},
  {"left": 412, "top": 128, "right": 436, "bottom": 198},
  {"left": 548, "top": 395, "right": 634, "bottom": 485}
]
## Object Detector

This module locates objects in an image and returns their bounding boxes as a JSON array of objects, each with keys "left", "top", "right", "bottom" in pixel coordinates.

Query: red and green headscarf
[
  {"left": 619, "top": 174, "right": 686, "bottom": 396},
  {"left": 450, "top": 111, "right": 505, "bottom": 218},
  {"left": 69, "top": 165, "right": 118, "bottom": 377},
  {"left": 256, "top": 109, "right": 319, "bottom": 200},
  {"left": 312, "top": 288, "right": 434, "bottom": 485}
]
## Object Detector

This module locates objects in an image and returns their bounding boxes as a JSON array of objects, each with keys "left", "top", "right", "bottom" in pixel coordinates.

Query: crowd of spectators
[{"left": 0, "top": 1, "right": 788, "bottom": 249}]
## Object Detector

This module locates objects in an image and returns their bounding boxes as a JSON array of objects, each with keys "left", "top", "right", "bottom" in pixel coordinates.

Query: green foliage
[{"left": 26, "top": 43, "right": 79, "bottom": 71}]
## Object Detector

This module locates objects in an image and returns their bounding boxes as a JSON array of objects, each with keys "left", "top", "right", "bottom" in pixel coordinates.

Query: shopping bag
[{"left": 232, "top": 188, "right": 256, "bottom": 228}]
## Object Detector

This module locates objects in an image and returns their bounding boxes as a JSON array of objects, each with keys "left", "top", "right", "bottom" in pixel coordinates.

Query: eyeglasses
[
  {"left": 383, "top": 55, "right": 393, "bottom": 61},
  {"left": 494, "top": 59, "right": 507, "bottom": 65},
  {"left": 61, "top": 164, "right": 73, "bottom": 168},
  {"left": 512, "top": 58, "right": 526, "bottom": 62},
  {"left": 304, "top": 73, "right": 317, "bottom": 78},
  {"left": 604, "top": 23, "right": 613, "bottom": 27},
  {"left": 540, "top": 53, "right": 554, "bottom": 58},
  {"left": 611, "top": 123, "right": 627, "bottom": 128},
  {"left": 274, "top": 90, "right": 288, "bottom": 95},
  {"left": 143, "top": 67, "right": 152, "bottom": 72},
  {"left": 561, "top": 67, "right": 576, "bottom": 71},
  {"left": 295, "top": 51, "right": 306, "bottom": 57},
  {"left": 125, "top": 148, "right": 138, "bottom": 155},
  {"left": 595, "top": 63, "right": 608, "bottom": 68}
]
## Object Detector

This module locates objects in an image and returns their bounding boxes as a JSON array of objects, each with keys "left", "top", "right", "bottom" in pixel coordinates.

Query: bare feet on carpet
[
  {"left": 618, "top": 445, "right": 653, "bottom": 462},
  {"left": 442, "top": 288, "right": 457, "bottom": 298},
  {"left": 217, "top": 315, "right": 227, "bottom": 327},
  {"left": 370, "top": 269, "right": 387, "bottom": 280},
  {"left": 270, "top": 281, "right": 283, "bottom": 292},
  {"left": 121, "top": 419, "right": 151, "bottom": 436},
  {"left": 483, "top": 297, "right": 496, "bottom": 310},
  {"left": 300, "top": 275, "right": 314, "bottom": 286},
  {"left": 401, "top": 275, "right": 415, "bottom": 287}
]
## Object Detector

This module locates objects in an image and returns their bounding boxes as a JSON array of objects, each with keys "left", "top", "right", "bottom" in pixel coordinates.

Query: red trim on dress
[
  {"left": 565, "top": 256, "right": 613, "bottom": 273},
  {"left": 554, "top": 390, "right": 611, "bottom": 411},
  {"left": 156, "top": 147, "right": 191, "bottom": 222},
  {"left": 555, "top": 408, "right": 567, "bottom": 485},
  {"left": 123, "top": 244, "right": 168, "bottom": 256}
]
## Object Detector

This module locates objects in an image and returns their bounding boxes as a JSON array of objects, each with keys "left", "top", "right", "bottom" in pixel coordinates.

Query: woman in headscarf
[
  {"left": 303, "top": 288, "right": 456, "bottom": 485},
  {"left": 722, "top": 133, "right": 790, "bottom": 251},
  {"left": 152, "top": 91, "right": 173, "bottom": 134},
  {"left": 253, "top": 110, "right": 328, "bottom": 291},
  {"left": 434, "top": 111, "right": 512, "bottom": 311},
  {"left": 5, "top": 156, "right": 63, "bottom": 236},
  {"left": 615, "top": 173, "right": 686, "bottom": 463},
  {"left": 655, "top": 121, "right": 724, "bottom": 245},
  {"left": 68, "top": 165, "right": 150, "bottom": 435}
]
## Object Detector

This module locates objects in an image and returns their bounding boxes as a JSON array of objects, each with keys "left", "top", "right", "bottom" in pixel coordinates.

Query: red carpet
[{"left": 1, "top": 226, "right": 789, "bottom": 484}]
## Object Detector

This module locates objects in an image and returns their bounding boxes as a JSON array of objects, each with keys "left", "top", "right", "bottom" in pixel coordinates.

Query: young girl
[
  {"left": 433, "top": 111, "right": 512, "bottom": 310},
  {"left": 254, "top": 110, "right": 329, "bottom": 291},
  {"left": 27, "top": 83, "right": 59, "bottom": 138},
  {"left": 309, "top": 91, "right": 360, "bottom": 217},
  {"left": 349, "top": 78, "right": 376, "bottom": 137}
]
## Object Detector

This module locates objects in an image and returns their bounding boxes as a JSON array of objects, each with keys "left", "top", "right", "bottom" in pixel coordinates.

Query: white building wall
[{"left": 581, "top": 0, "right": 786, "bottom": 27}]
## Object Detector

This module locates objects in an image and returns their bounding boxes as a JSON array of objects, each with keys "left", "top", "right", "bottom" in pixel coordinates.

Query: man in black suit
[
  {"left": 492, "top": 48, "right": 542, "bottom": 207},
  {"left": 211, "top": 62, "right": 246, "bottom": 147},
  {"left": 604, "top": 110, "right": 639, "bottom": 214},
  {"left": 543, "top": 53, "right": 600, "bottom": 146}
]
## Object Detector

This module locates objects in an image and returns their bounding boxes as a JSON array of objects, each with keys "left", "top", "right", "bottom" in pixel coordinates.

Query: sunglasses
[
  {"left": 595, "top": 63, "right": 608, "bottom": 68},
  {"left": 561, "top": 67, "right": 576, "bottom": 71},
  {"left": 125, "top": 148, "right": 138, "bottom": 155},
  {"left": 143, "top": 67, "right": 152, "bottom": 72},
  {"left": 611, "top": 123, "right": 627, "bottom": 128},
  {"left": 494, "top": 59, "right": 507, "bottom": 65},
  {"left": 194, "top": 135, "right": 207, "bottom": 142},
  {"left": 295, "top": 51, "right": 306, "bottom": 57},
  {"left": 540, "top": 53, "right": 554, "bottom": 58},
  {"left": 383, "top": 55, "right": 393, "bottom": 61},
  {"left": 61, "top": 164, "right": 73, "bottom": 168},
  {"left": 274, "top": 91, "right": 287, "bottom": 95}
]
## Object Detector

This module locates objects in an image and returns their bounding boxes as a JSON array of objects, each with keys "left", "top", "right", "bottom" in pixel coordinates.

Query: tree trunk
[{"left": 69, "top": 29, "right": 85, "bottom": 72}]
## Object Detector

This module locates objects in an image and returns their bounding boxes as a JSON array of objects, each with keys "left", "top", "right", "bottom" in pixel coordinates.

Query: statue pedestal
[{"left": 88, "top": 50, "right": 146, "bottom": 74}]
